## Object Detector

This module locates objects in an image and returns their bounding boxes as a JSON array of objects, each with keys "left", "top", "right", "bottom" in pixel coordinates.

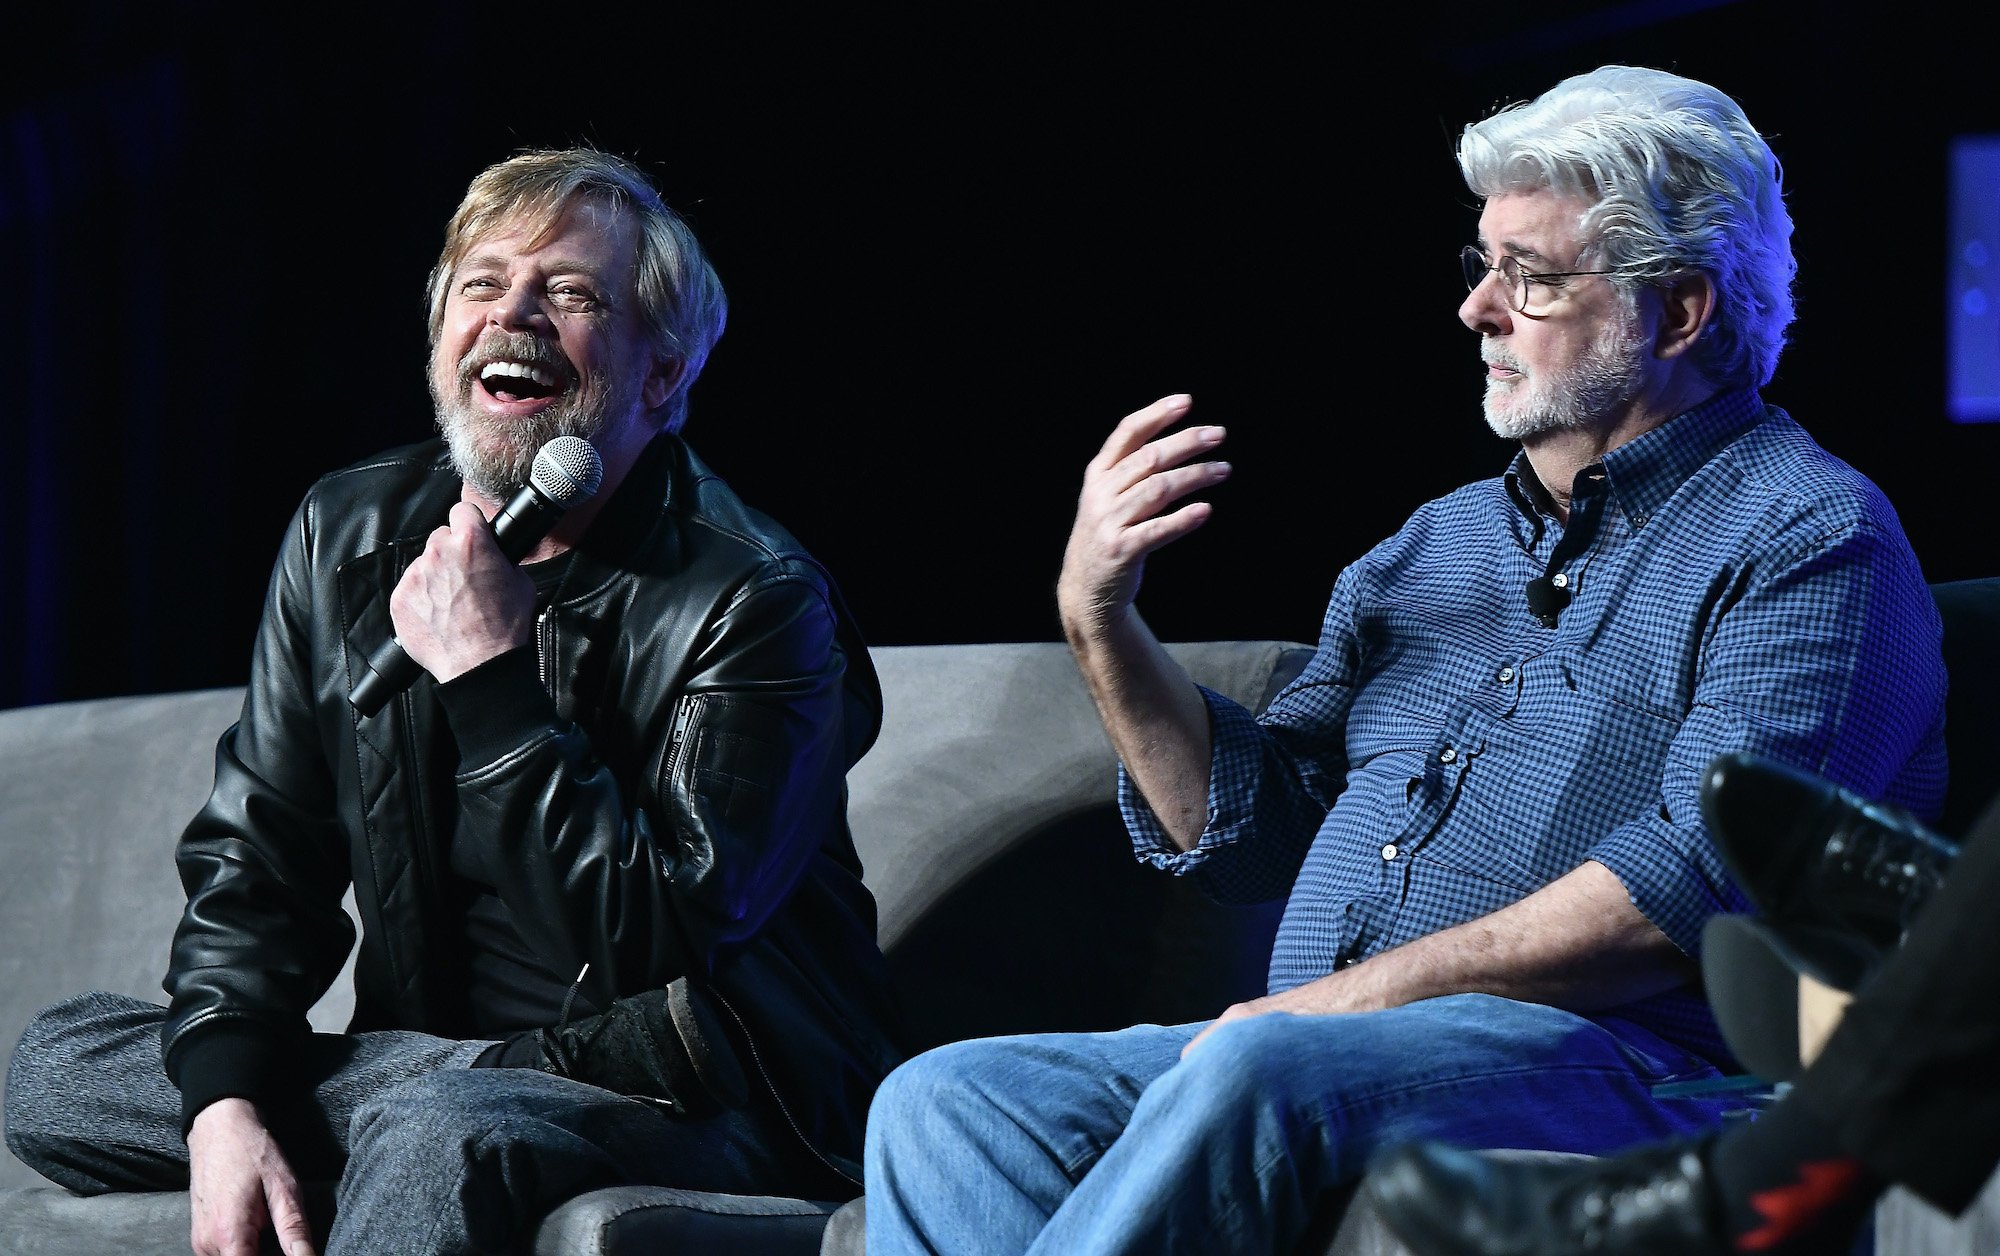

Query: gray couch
[{"left": 3, "top": 633, "right": 1998, "bottom": 1255}]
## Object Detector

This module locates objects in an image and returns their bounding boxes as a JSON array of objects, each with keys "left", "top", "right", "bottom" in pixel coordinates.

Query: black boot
[
  {"left": 530, "top": 978, "right": 749, "bottom": 1119},
  {"left": 1362, "top": 1138, "right": 1727, "bottom": 1256},
  {"left": 1700, "top": 751, "right": 1957, "bottom": 959}
]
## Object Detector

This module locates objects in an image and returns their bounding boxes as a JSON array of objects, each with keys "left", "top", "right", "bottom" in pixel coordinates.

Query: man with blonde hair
[{"left": 5, "top": 147, "right": 900, "bottom": 1255}]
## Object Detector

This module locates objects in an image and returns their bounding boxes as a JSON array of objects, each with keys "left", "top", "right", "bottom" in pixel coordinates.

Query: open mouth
[{"left": 478, "top": 359, "right": 564, "bottom": 404}]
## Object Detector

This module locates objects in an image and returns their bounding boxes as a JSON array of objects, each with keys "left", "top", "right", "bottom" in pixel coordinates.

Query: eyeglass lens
[{"left": 1460, "top": 246, "right": 1524, "bottom": 311}]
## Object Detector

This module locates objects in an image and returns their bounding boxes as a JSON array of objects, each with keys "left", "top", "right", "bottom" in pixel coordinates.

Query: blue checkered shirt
[{"left": 1124, "top": 389, "right": 1949, "bottom": 1063}]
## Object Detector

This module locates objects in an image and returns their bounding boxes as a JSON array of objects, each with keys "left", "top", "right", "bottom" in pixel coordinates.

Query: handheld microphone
[{"left": 348, "top": 435, "right": 606, "bottom": 717}]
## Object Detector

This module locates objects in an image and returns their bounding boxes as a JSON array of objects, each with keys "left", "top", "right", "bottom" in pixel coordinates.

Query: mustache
[
  {"left": 455, "top": 331, "right": 576, "bottom": 391},
  {"left": 1482, "top": 347, "right": 1526, "bottom": 375}
]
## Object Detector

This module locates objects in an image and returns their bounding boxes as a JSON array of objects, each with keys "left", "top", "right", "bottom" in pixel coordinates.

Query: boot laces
[{"left": 541, "top": 963, "right": 606, "bottom": 1079}]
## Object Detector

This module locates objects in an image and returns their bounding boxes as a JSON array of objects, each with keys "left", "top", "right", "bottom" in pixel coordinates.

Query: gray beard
[
  {"left": 1482, "top": 313, "right": 1647, "bottom": 442},
  {"left": 429, "top": 336, "right": 619, "bottom": 500}
]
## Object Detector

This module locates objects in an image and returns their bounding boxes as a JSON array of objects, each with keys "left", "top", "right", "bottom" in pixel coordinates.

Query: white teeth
[{"left": 479, "top": 360, "right": 556, "bottom": 387}]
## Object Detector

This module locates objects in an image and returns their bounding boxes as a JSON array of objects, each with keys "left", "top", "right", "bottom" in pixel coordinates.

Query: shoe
[
  {"left": 1700, "top": 751, "right": 1957, "bottom": 957},
  {"left": 533, "top": 977, "right": 749, "bottom": 1119},
  {"left": 1362, "top": 1137, "right": 1727, "bottom": 1255}
]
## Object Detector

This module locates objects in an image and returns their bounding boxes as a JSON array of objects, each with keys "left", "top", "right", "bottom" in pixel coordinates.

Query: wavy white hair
[{"left": 1458, "top": 65, "right": 1796, "bottom": 390}]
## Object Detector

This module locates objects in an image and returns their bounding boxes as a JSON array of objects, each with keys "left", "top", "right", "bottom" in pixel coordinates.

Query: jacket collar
[{"left": 553, "top": 429, "right": 685, "bottom": 605}]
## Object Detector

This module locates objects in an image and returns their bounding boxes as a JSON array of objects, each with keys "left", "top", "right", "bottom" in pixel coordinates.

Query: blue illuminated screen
[{"left": 1950, "top": 135, "right": 2000, "bottom": 422}]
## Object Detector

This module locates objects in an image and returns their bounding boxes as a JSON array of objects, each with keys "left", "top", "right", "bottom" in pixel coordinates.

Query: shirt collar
[{"left": 1501, "top": 387, "right": 1766, "bottom": 534}]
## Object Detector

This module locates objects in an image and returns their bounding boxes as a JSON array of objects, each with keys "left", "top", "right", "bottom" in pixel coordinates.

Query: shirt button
[
  {"left": 1381, "top": 843, "right": 1399, "bottom": 861},
  {"left": 1551, "top": 572, "right": 1570, "bottom": 589},
  {"left": 1496, "top": 665, "right": 1516, "bottom": 684},
  {"left": 1438, "top": 746, "right": 1457, "bottom": 764}
]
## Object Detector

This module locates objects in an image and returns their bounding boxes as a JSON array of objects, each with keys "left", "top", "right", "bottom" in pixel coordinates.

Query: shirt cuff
[
  {"left": 1586, "top": 818, "right": 1746, "bottom": 957},
  {"left": 1122, "top": 686, "right": 1258, "bottom": 873},
  {"left": 434, "top": 645, "right": 563, "bottom": 767},
  {"left": 165, "top": 1020, "right": 289, "bottom": 1136}
]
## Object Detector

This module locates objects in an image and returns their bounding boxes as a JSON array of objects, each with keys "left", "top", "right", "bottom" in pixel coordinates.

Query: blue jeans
[{"left": 864, "top": 993, "right": 1738, "bottom": 1255}]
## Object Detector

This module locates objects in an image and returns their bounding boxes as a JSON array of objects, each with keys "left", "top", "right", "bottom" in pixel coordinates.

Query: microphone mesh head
[{"left": 530, "top": 436, "right": 606, "bottom": 507}]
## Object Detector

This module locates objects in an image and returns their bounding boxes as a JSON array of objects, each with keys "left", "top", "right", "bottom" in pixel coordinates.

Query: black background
[{"left": 4, "top": 1, "right": 1994, "bottom": 709}]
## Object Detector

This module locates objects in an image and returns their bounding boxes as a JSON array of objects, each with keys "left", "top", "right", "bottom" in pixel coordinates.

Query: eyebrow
[
  {"left": 1475, "top": 235, "right": 1556, "bottom": 266},
  {"left": 455, "top": 254, "right": 610, "bottom": 286}
]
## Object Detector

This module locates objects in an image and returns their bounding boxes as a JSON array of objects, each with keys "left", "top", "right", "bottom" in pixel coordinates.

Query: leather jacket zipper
[
  {"left": 665, "top": 695, "right": 697, "bottom": 787},
  {"left": 536, "top": 609, "right": 555, "bottom": 694}
]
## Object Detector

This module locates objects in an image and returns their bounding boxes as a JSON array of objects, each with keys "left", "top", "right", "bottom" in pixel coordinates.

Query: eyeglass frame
[{"left": 1459, "top": 244, "right": 1619, "bottom": 312}]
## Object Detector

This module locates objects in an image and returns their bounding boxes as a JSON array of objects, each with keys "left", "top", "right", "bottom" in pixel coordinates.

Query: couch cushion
[
  {"left": 0, "top": 687, "right": 357, "bottom": 1192},
  {"left": 0, "top": 1181, "right": 335, "bottom": 1255},
  {"left": 0, "top": 1187, "right": 191, "bottom": 1256},
  {"left": 814, "top": 1155, "right": 1600, "bottom": 1256},
  {"left": 533, "top": 1185, "right": 837, "bottom": 1255},
  {"left": 847, "top": 641, "right": 1310, "bottom": 1052}
]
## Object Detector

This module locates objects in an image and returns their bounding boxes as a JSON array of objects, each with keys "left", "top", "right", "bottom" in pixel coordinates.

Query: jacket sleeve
[
  {"left": 162, "top": 492, "right": 358, "bottom": 1128},
  {"left": 438, "top": 556, "right": 867, "bottom": 999}
]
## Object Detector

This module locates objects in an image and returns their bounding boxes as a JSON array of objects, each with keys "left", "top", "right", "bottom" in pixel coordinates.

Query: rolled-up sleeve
[
  {"left": 1121, "top": 572, "right": 1364, "bottom": 904},
  {"left": 1587, "top": 520, "right": 1948, "bottom": 956}
]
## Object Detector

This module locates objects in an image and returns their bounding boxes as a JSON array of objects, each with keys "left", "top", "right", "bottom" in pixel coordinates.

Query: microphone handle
[
  {"left": 348, "top": 485, "right": 566, "bottom": 717},
  {"left": 349, "top": 636, "right": 424, "bottom": 719},
  {"left": 490, "top": 487, "right": 564, "bottom": 563}
]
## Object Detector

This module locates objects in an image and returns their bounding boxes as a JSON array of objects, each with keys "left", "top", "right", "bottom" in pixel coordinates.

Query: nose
[
  {"left": 488, "top": 283, "right": 549, "bottom": 333},
  {"left": 1459, "top": 274, "right": 1512, "bottom": 336}
]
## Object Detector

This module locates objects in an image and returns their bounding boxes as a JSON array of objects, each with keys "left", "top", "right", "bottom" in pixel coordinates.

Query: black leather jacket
[{"left": 162, "top": 431, "right": 902, "bottom": 1181}]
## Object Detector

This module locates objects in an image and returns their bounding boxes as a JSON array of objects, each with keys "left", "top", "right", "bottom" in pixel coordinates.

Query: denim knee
[
  {"left": 870, "top": 1042, "right": 973, "bottom": 1130},
  {"left": 1160, "top": 1014, "right": 1322, "bottom": 1118},
  {"left": 866, "top": 1039, "right": 1025, "bottom": 1157}
]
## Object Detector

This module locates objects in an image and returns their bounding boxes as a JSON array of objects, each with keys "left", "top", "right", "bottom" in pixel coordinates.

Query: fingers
[
  {"left": 1091, "top": 499, "right": 1218, "bottom": 569},
  {"left": 1058, "top": 394, "right": 1232, "bottom": 632},
  {"left": 1100, "top": 426, "right": 1230, "bottom": 503},
  {"left": 266, "top": 1171, "right": 320, "bottom": 1256},
  {"left": 1180, "top": 1005, "right": 1239, "bottom": 1059},
  {"left": 1076, "top": 441, "right": 1231, "bottom": 564},
  {"left": 1090, "top": 398, "right": 1229, "bottom": 497},
  {"left": 1104, "top": 442, "right": 1231, "bottom": 529},
  {"left": 1088, "top": 394, "right": 1197, "bottom": 472},
  {"left": 1178, "top": 996, "right": 1282, "bottom": 1060},
  {"left": 423, "top": 501, "right": 500, "bottom": 563},
  {"left": 1082, "top": 393, "right": 1228, "bottom": 519}
]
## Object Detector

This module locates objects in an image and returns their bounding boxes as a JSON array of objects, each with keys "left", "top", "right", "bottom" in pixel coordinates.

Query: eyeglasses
[{"left": 1460, "top": 245, "right": 1617, "bottom": 313}]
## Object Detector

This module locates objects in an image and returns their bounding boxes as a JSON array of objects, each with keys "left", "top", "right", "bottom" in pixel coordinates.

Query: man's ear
[
  {"left": 644, "top": 357, "right": 686, "bottom": 411},
  {"left": 1655, "top": 272, "right": 1717, "bottom": 360}
]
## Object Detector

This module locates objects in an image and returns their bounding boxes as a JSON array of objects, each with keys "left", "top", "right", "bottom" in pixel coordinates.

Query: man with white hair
[{"left": 863, "top": 65, "right": 1947, "bottom": 1255}]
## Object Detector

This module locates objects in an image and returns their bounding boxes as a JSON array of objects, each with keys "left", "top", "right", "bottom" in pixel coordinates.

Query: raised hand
[{"left": 1057, "top": 394, "right": 1230, "bottom": 639}]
